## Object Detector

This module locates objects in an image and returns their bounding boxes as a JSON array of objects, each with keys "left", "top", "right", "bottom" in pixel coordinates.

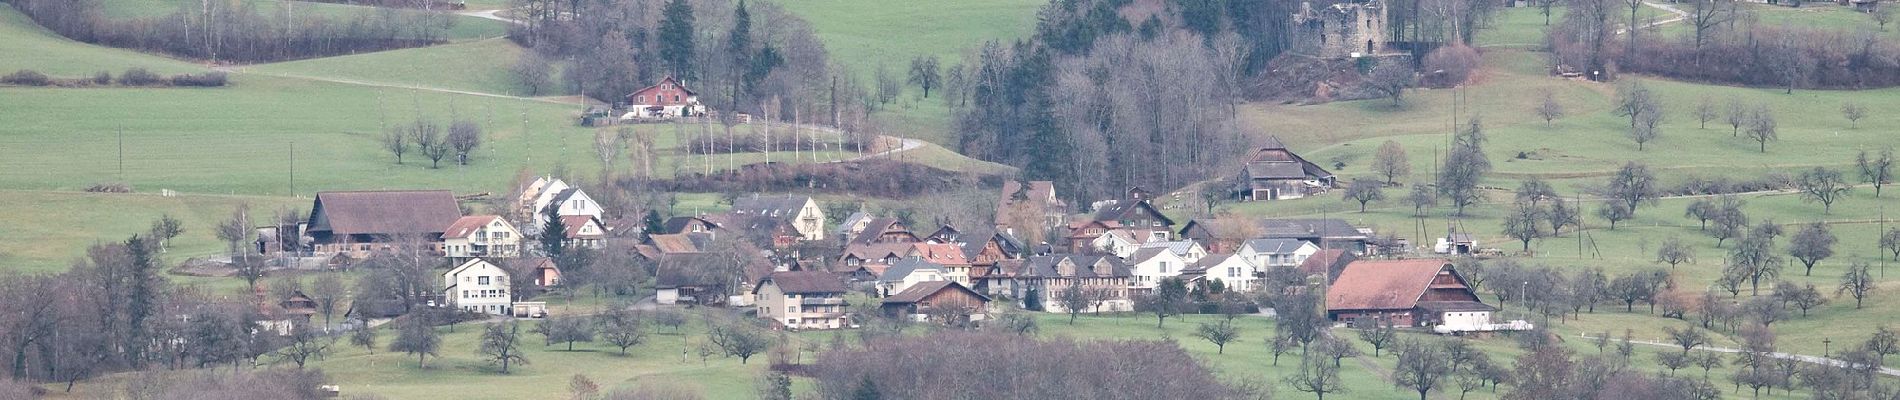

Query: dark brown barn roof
[
  {"left": 759, "top": 271, "right": 847, "bottom": 294},
  {"left": 308, "top": 190, "right": 461, "bottom": 236},
  {"left": 883, "top": 280, "right": 990, "bottom": 304},
  {"left": 1326, "top": 259, "right": 1456, "bottom": 311}
]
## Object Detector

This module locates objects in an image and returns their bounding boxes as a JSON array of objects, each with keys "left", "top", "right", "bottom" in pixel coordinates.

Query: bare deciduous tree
[
  {"left": 1535, "top": 89, "right": 1565, "bottom": 127},
  {"left": 1373, "top": 140, "right": 1411, "bottom": 184},
  {"left": 1368, "top": 61, "right": 1416, "bottom": 106},
  {"left": 1842, "top": 102, "right": 1867, "bottom": 128},
  {"left": 447, "top": 120, "right": 482, "bottom": 165}
]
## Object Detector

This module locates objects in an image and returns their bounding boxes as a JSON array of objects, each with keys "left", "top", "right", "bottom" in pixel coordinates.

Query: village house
[
  {"left": 1237, "top": 238, "right": 1320, "bottom": 270},
  {"left": 1232, "top": 137, "right": 1337, "bottom": 201},
  {"left": 1186, "top": 253, "right": 1261, "bottom": 292},
  {"left": 994, "top": 180, "right": 1068, "bottom": 239},
  {"left": 442, "top": 215, "right": 522, "bottom": 261},
  {"left": 1127, "top": 245, "right": 1196, "bottom": 290},
  {"left": 1256, "top": 218, "right": 1378, "bottom": 255},
  {"left": 559, "top": 215, "right": 608, "bottom": 249},
  {"left": 924, "top": 225, "right": 963, "bottom": 244},
  {"left": 754, "top": 271, "right": 852, "bottom": 330},
  {"left": 1086, "top": 228, "right": 1155, "bottom": 258},
  {"left": 1298, "top": 248, "right": 1357, "bottom": 284},
  {"left": 877, "top": 257, "right": 948, "bottom": 297},
  {"left": 305, "top": 190, "right": 463, "bottom": 259},
  {"left": 662, "top": 215, "right": 724, "bottom": 235},
  {"left": 518, "top": 177, "right": 605, "bottom": 224},
  {"left": 880, "top": 281, "right": 992, "bottom": 325},
  {"left": 1079, "top": 198, "right": 1175, "bottom": 242},
  {"left": 512, "top": 256, "right": 561, "bottom": 287},
  {"left": 621, "top": 76, "right": 706, "bottom": 120},
  {"left": 255, "top": 289, "right": 319, "bottom": 335},
  {"left": 654, "top": 253, "right": 727, "bottom": 305},
  {"left": 1325, "top": 259, "right": 1496, "bottom": 332},
  {"left": 443, "top": 258, "right": 515, "bottom": 316},
  {"left": 730, "top": 195, "right": 826, "bottom": 241},
  {"left": 988, "top": 255, "right": 1133, "bottom": 313},
  {"left": 1137, "top": 240, "right": 1207, "bottom": 263}
]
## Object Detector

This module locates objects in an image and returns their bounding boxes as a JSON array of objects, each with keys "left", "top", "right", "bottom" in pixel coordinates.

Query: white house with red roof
[{"left": 442, "top": 215, "right": 522, "bottom": 260}]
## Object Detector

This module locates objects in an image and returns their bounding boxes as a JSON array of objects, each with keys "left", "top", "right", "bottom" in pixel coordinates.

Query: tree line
[
  {"left": 946, "top": 2, "right": 1259, "bottom": 204},
  {"left": 505, "top": 0, "right": 853, "bottom": 130},
  {"left": 9, "top": 0, "right": 458, "bottom": 63}
]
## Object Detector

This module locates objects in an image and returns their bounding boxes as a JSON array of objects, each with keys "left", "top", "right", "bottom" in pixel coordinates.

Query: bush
[
  {"left": 120, "top": 68, "right": 163, "bottom": 86},
  {"left": 91, "top": 71, "right": 112, "bottom": 85},
  {"left": 170, "top": 72, "right": 228, "bottom": 87},
  {"left": 1, "top": 69, "right": 52, "bottom": 86},
  {"left": 85, "top": 182, "right": 133, "bottom": 193},
  {"left": 1421, "top": 44, "right": 1481, "bottom": 88}
]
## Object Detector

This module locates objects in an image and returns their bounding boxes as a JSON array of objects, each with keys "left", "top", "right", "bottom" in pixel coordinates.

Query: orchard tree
[
  {"left": 1605, "top": 161, "right": 1660, "bottom": 214},
  {"left": 1788, "top": 222, "right": 1836, "bottom": 276},
  {"left": 907, "top": 55, "right": 941, "bottom": 98},
  {"left": 1595, "top": 201, "right": 1632, "bottom": 230},
  {"left": 1536, "top": 89, "right": 1565, "bottom": 127},
  {"left": 1373, "top": 140, "right": 1411, "bottom": 184},
  {"left": 1656, "top": 237, "right": 1695, "bottom": 268},
  {"left": 479, "top": 320, "right": 529, "bottom": 374},
  {"left": 1407, "top": 185, "right": 1438, "bottom": 216},
  {"left": 1694, "top": 96, "right": 1717, "bottom": 129},
  {"left": 1797, "top": 167, "right": 1851, "bottom": 213},
  {"left": 1343, "top": 178, "right": 1387, "bottom": 212},
  {"left": 1286, "top": 350, "right": 1347, "bottom": 400},
  {"left": 1192, "top": 320, "right": 1240, "bottom": 354},
  {"left": 1857, "top": 148, "right": 1894, "bottom": 197},
  {"left": 1842, "top": 102, "right": 1867, "bottom": 128},
  {"left": 1437, "top": 118, "right": 1491, "bottom": 216},
  {"left": 1394, "top": 340, "right": 1453, "bottom": 400},
  {"left": 1502, "top": 201, "right": 1546, "bottom": 252},
  {"left": 1745, "top": 105, "right": 1778, "bottom": 152},
  {"left": 1838, "top": 262, "right": 1875, "bottom": 309},
  {"left": 1614, "top": 79, "right": 1658, "bottom": 128}
]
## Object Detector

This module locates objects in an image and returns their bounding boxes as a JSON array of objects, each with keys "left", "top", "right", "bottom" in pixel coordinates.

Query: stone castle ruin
[{"left": 1290, "top": 0, "right": 1389, "bottom": 59}]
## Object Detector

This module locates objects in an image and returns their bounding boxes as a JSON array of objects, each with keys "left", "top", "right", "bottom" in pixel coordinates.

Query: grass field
[
  {"left": 765, "top": 0, "right": 1044, "bottom": 145},
  {"left": 249, "top": 37, "right": 542, "bottom": 97},
  {"left": 0, "top": 8, "right": 206, "bottom": 76},
  {"left": 97, "top": 0, "right": 510, "bottom": 41}
]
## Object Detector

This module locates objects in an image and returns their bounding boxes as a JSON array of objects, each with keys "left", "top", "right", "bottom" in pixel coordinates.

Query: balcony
[{"left": 801, "top": 297, "right": 846, "bottom": 306}]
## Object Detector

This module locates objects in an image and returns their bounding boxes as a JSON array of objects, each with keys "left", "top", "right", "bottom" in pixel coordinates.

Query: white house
[
  {"left": 1237, "top": 238, "right": 1320, "bottom": 269},
  {"left": 519, "top": 178, "right": 605, "bottom": 234},
  {"left": 1189, "top": 254, "right": 1261, "bottom": 292},
  {"left": 1090, "top": 229, "right": 1146, "bottom": 258},
  {"left": 1127, "top": 246, "right": 1193, "bottom": 289},
  {"left": 442, "top": 215, "right": 522, "bottom": 260},
  {"left": 558, "top": 215, "right": 607, "bottom": 249},
  {"left": 443, "top": 258, "right": 513, "bottom": 315},
  {"left": 1136, "top": 240, "right": 1207, "bottom": 264},
  {"left": 877, "top": 257, "right": 947, "bottom": 297}
]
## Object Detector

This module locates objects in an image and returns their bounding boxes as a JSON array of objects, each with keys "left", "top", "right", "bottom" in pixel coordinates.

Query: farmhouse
[
  {"left": 622, "top": 76, "right": 706, "bottom": 119},
  {"left": 1256, "top": 218, "right": 1377, "bottom": 254},
  {"left": 1325, "top": 259, "right": 1494, "bottom": 331},
  {"left": 1232, "top": 137, "right": 1336, "bottom": 201},
  {"left": 754, "top": 271, "right": 852, "bottom": 330},
  {"left": 305, "top": 190, "right": 463, "bottom": 258},
  {"left": 880, "top": 280, "right": 991, "bottom": 324},
  {"left": 987, "top": 255, "right": 1132, "bottom": 313},
  {"left": 443, "top": 258, "right": 514, "bottom": 316},
  {"left": 1298, "top": 248, "right": 1357, "bottom": 283},
  {"left": 730, "top": 195, "right": 826, "bottom": 241},
  {"left": 441, "top": 215, "right": 522, "bottom": 261}
]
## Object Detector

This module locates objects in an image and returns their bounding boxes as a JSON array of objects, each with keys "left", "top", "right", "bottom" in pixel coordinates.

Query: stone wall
[{"left": 1290, "top": 1, "right": 1388, "bottom": 59}]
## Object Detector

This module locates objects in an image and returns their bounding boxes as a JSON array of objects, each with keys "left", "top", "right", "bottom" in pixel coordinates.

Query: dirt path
[{"left": 1579, "top": 333, "right": 1900, "bottom": 377}]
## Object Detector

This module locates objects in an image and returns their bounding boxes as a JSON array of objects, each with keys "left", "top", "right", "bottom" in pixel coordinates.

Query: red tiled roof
[
  {"left": 562, "top": 215, "right": 602, "bottom": 239},
  {"left": 443, "top": 215, "right": 502, "bottom": 239},
  {"left": 1326, "top": 259, "right": 1454, "bottom": 311},
  {"left": 912, "top": 243, "right": 969, "bottom": 266}
]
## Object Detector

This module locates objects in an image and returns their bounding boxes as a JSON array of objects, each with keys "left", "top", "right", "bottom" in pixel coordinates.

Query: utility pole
[
  {"left": 289, "top": 141, "right": 296, "bottom": 197},
  {"left": 117, "top": 125, "right": 124, "bottom": 181}
]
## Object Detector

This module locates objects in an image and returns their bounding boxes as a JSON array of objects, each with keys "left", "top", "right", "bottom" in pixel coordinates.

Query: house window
[
  {"left": 1159, "top": 262, "right": 1170, "bottom": 274},
  {"left": 674, "top": 95, "right": 681, "bottom": 102},
  {"left": 479, "top": 276, "right": 491, "bottom": 285},
  {"left": 787, "top": 306, "right": 797, "bottom": 313}
]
